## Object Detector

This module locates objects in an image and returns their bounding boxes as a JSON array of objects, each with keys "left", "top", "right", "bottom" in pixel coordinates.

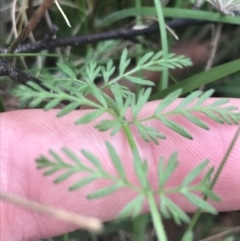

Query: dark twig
[
  {"left": 44, "top": 25, "right": 59, "bottom": 41},
  {"left": 0, "top": 58, "right": 70, "bottom": 105},
  {"left": 0, "top": 58, "right": 44, "bottom": 86},
  {"left": 0, "top": 18, "right": 207, "bottom": 107},
  {"left": 0, "top": 18, "right": 206, "bottom": 54}
]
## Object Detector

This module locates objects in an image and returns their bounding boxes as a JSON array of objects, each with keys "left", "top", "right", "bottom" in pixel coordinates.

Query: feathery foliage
[{"left": 12, "top": 43, "right": 240, "bottom": 241}]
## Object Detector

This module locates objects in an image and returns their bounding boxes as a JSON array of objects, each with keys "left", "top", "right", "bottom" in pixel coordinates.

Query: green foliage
[
  {"left": 12, "top": 45, "right": 240, "bottom": 241},
  {"left": 8, "top": 1, "right": 240, "bottom": 240}
]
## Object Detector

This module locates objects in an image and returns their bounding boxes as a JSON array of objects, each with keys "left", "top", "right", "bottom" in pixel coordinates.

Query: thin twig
[
  {"left": 0, "top": 58, "right": 43, "bottom": 86},
  {"left": 205, "top": 24, "right": 222, "bottom": 71},
  {"left": 0, "top": 18, "right": 206, "bottom": 54},
  {"left": 7, "top": 0, "right": 55, "bottom": 54},
  {"left": 0, "top": 191, "right": 103, "bottom": 233},
  {"left": 199, "top": 226, "right": 240, "bottom": 241},
  {"left": 200, "top": 24, "right": 222, "bottom": 90}
]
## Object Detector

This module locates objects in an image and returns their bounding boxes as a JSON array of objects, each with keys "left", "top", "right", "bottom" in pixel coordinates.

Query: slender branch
[
  {"left": 0, "top": 18, "right": 206, "bottom": 54},
  {"left": 0, "top": 18, "right": 208, "bottom": 102},
  {"left": 205, "top": 24, "right": 222, "bottom": 71},
  {"left": 7, "top": 0, "right": 55, "bottom": 54},
  {"left": 0, "top": 58, "right": 43, "bottom": 86},
  {"left": 200, "top": 24, "right": 222, "bottom": 90},
  {"left": 0, "top": 191, "right": 102, "bottom": 232},
  {"left": 0, "top": 58, "right": 70, "bottom": 105},
  {"left": 199, "top": 227, "right": 240, "bottom": 241}
]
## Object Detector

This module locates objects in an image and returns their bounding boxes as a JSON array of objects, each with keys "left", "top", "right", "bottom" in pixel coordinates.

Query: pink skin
[{"left": 1, "top": 99, "right": 240, "bottom": 241}]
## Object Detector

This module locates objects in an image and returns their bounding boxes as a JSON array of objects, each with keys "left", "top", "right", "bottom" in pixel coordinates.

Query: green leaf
[
  {"left": 57, "top": 63, "right": 76, "bottom": 79},
  {"left": 57, "top": 102, "right": 82, "bottom": 117},
  {"left": 110, "top": 123, "right": 122, "bottom": 136},
  {"left": 88, "top": 83, "right": 107, "bottom": 107},
  {"left": 95, "top": 119, "right": 120, "bottom": 132},
  {"left": 75, "top": 109, "right": 105, "bottom": 124},
  {"left": 62, "top": 148, "right": 82, "bottom": 166},
  {"left": 27, "top": 81, "right": 45, "bottom": 91},
  {"left": 102, "top": 93, "right": 120, "bottom": 115},
  {"left": 163, "top": 196, "right": 190, "bottom": 225},
  {"left": 29, "top": 97, "right": 46, "bottom": 107},
  {"left": 119, "top": 48, "right": 130, "bottom": 75},
  {"left": 160, "top": 195, "right": 171, "bottom": 219},
  {"left": 118, "top": 194, "right": 145, "bottom": 219},
  {"left": 205, "top": 189, "right": 221, "bottom": 202},
  {"left": 195, "top": 186, "right": 221, "bottom": 202},
  {"left": 177, "top": 91, "right": 202, "bottom": 109},
  {"left": 69, "top": 175, "right": 99, "bottom": 191},
  {"left": 183, "top": 113, "right": 209, "bottom": 130},
  {"left": 106, "top": 142, "right": 126, "bottom": 180},
  {"left": 203, "top": 111, "right": 224, "bottom": 124},
  {"left": 142, "top": 66, "right": 166, "bottom": 71},
  {"left": 86, "top": 62, "right": 101, "bottom": 82},
  {"left": 181, "top": 160, "right": 209, "bottom": 187},
  {"left": 137, "top": 52, "right": 154, "bottom": 66},
  {"left": 210, "top": 98, "right": 231, "bottom": 107},
  {"left": 88, "top": 182, "right": 124, "bottom": 199},
  {"left": 183, "top": 192, "right": 217, "bottom": 214},
  {"left": 111, "top": 84, "right": 123, "bottom": 109},
  {"left": 49, "top": 150, "right": 65, "bottom": 164},
  {"left": 43, "top": 166, "right": 62, "bottom": 176},
  {"left": 158, "top": 152, "right": 179, "bottom": 189},
  {"left": 137, "top": 123, "right": 166, "bottom": 144},
  {"left": 107, "top": 59, "right": 114, "bottom": 72},
  {"left": 196, "top": 89, "right": 215, "bottom": 105},
  {"left": 81, "top": 150, "right": 103, "bottom": 170},
  {"left": 44, "top": 98, "right": 62, "bottom": 110},
  {"left": 181, "top": 231, "right": 194, "bottom": 241},
  {"left": 125, "top": 75, "right": 154, "bottom": 86},
  {"left": 54, "top": 170, "right": 78, "bottom": 183},
  {"left": 220, "top": 112, "right": 232, "bottom": 125},
  {"left": 131, "top": 88, "right": 152, "bottom": 119},
  {"left": 102, "top": 59, "right": 115, "bottom": 83},
  {"left": 36, "top": 156, "right": 52, "bottom": 168},
  {"left": 151, "top": 51, "right": 163, "bottom": 61},
  {"left": 161, "top": 119, "right": 193, "bottom": 139},
  {"left": 155, "top": 89, "right": 182, "bottom": 114},
  {"left": 121, "top": 93, "right": 134, "bottom": 117}
]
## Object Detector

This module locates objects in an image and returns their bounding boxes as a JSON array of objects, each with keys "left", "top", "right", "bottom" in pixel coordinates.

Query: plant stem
[
  {"left": 122, "top": 121, "right": 168, "bottom": 241},
  {"left": 135, "top": 0, "right": 143, "bottom": 93},
  {"left": 63, "top": 233, "right": 69, "bottom": 241},
  {"left": 153, "top": 0, "right": 169, "bottom": 90},
  {"left": 122, "top": 121, "right": 140, "bottom": 156},
  {"left": 148, "top": 192, "right": 168, "bottom": 241}
]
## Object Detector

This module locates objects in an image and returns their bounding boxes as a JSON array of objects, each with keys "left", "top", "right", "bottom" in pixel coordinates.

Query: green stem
[
  {"left": 135, "top": 0, "right": 143, "bottom": 93},
  {"left": 148, "top": 192, "right": 168, "bottom": 241},
  {"left": 122, "top": 121, "right": 168, "bottom": 241},
  {"left": 135, "top": 0, "right": 142, "bottom": 29},
  {"left": 153, "top": 0, "right": 169, "bottom": 90},
  {"left": 63, "top": 233, "right": 69, "bottom": 241},
  {"left": 122, "top": 121, "right": 139, "bottom": 155}
]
